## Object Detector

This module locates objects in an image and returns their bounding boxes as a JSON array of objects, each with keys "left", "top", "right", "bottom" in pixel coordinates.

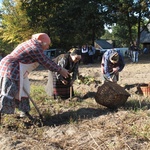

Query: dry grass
[
  {"left": 1, "top": 86, "right": 150, "bottom": 150},
  {"left": 0, "top": 54, "right": 150, "bottom": 150}
]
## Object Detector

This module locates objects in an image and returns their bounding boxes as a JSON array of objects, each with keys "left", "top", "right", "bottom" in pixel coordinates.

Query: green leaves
[{"left": 0, "top": 0, "right": 149, "bottom": 52}]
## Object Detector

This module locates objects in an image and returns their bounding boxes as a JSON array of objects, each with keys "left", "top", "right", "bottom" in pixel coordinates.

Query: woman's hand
[
  {"left": 109, "top": 78, "right": 113, "bottom": 82},
  {"left": 113, "top": 67, "right": 119, "bottom": 73},
  {"left": 59, "top": 68, "right": 70, "bottom": 78},
  {"left": 61, "top": 80, "right": 68, "bottom": 85}
]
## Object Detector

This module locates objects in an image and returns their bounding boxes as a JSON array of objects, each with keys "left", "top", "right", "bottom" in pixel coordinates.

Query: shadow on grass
[
  {"left": 44, "top": 107, "right": 116, "bottom": 127},
  {"left": 42, "top": 96, "right": 150, "bottom": 127},
  {"left": 82, "top": 92, "right": 96, "bottom": 99},
  {"left": 44, "top": 84, "right": 150, "bottom": 127},
  {"left": 123, "top": 99, "right": 150, "bottom": 111}
]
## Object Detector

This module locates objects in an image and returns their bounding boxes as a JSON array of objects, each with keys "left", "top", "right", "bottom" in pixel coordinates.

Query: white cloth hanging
[
  {"left": 16, "top": 62, "right": 39, "bottom": 100},
  {"left": 45, "top": 71, "right": 53, "bottom": 96}
]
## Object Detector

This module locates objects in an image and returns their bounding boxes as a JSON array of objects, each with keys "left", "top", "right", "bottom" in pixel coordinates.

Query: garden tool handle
[
  {"left": 23, "top": 87, "right": 43, "bottom": 121},
  {"left": 70, "top": 86, "right": 72, "bottom": 100}
]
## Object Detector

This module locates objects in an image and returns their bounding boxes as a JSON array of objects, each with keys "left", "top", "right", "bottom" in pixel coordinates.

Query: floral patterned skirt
[{"left": 0, "top": 77, "right": 30, "bottom": 114}]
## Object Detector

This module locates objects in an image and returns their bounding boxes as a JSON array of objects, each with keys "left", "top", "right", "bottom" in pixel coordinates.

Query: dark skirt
[
  {"left": 53, "top": 74, "right": 74, "bottom": 99},
  {"left": 81, "top": 53, "right": 89, "bottom": 64}
]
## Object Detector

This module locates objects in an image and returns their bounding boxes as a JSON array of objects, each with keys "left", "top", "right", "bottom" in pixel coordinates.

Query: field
[{"left": 0, "top": 54, "right": 150, "bottom": 150}]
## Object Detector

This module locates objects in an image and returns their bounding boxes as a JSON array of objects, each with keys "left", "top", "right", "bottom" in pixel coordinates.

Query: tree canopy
[{"left": 0, "top": 0, "right": 149, "bottom": 53}]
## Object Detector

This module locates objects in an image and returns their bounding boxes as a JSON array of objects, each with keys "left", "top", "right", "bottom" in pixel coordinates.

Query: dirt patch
[{"left": 0, "top": 54, "right": 150, "bottom": 150}]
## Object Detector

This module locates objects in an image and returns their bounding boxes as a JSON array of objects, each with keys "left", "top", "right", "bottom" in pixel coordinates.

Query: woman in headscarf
[
  {"left": 46, "top": 48, "right": 81, "bottom": 99},
  {"left": 101, "top": 49, "right": 125, "bottom": 83}
]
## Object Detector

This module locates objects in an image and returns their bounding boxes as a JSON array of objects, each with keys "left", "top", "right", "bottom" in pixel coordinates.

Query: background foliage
[{"left": 0, "top": 0, "right": 149, "bottom": 54}]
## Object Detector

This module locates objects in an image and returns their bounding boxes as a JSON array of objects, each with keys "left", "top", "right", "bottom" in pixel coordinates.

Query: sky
[{"left": 0, "top": 0, "right": 2, "bottom": 8}]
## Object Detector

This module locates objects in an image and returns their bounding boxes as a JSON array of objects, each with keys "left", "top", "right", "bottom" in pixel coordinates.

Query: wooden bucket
[{"left": 140, "top": 84, "right": 150, "bottom": 96}]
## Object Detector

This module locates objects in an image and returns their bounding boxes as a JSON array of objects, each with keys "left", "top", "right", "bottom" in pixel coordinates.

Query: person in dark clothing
[
  {"left": 88, "top": 45, "right": 96, "bottom": 64},
  {"left": 130, "top": 41, "right": 139, "bottom": 63},
  {"left": 81, "top": 44, "right": 89, "bottom": 64},
  {"left": 46, "top": 48, "right": 81, "bottom": 99},
  {"left": 101, "top": 49, "right": 125, "bottom": 83}
]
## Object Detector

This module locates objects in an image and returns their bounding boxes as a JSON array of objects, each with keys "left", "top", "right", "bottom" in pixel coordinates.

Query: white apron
[
  {"left": 16, "top": 62, "right": 39, "bottom": 100},
  {"left": 45, "top": 71, "right": 53, "bottom": 96}
]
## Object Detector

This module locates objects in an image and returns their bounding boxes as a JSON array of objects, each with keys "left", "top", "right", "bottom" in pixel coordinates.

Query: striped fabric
[
  {"left": 53, "top": 73, "right": 74, "bottom": 99},
  {"left": 0, "top": 39, "right": 61, "bottom": 81}
]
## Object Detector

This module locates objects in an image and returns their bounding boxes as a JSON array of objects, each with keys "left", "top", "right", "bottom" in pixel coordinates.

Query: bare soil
[{"left": 0, "top": 54, "right": 150, "bottom": 150}]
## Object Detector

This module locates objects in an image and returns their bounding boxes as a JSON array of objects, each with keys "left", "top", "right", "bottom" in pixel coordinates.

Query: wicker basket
[{"left": 95, "top": 82, "right": 130, "bottom": 109}]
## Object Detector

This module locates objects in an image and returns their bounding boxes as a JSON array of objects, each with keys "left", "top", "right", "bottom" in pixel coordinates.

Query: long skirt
[
  {"left": 0, "top": 77, "right": 30, "bottom": 114},
  {"left": 53, "top": 74, "right": 74, "bottom": 99},
  {"left": 81, "top": 53, "right": 89, "bottom": 64}
]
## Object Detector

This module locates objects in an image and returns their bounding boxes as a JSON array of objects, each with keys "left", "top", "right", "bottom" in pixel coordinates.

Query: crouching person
[
  {"left": 46, "top": 48, "right": 81, "bottom": 100},
  {"left": 101, "top": 49, "right": 125, "bottom": 83}
]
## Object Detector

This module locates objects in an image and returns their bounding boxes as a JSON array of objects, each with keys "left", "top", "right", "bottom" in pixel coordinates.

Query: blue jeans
[{"left": 132, "top": 51, "right": 139, "bottom": 62}]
